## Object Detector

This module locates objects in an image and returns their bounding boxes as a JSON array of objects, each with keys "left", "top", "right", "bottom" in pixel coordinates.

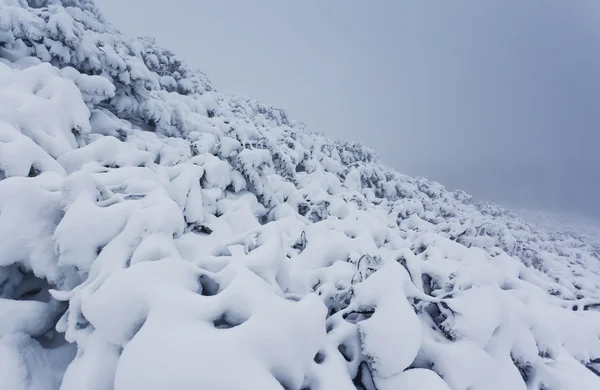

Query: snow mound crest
[{"left": 1, "top": 1, "right": 600, "bottom": 389}]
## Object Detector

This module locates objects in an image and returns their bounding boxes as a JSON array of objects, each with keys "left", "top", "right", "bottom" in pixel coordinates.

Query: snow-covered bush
[{"left": 1, "top": 1, "right": 600, "bottom": 389}]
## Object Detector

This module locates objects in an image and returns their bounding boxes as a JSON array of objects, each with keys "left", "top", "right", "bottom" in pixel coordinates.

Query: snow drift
[{"left": 1, "top": 1, "right": 600, "bottom": 389}]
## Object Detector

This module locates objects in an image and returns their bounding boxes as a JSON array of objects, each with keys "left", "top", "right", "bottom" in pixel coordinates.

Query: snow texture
[{"left": 1, "top": 1, "right": 600, "bottom": 389}]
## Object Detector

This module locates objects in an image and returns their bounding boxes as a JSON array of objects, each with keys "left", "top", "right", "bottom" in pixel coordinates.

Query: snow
[
  {"left": 0, "top": 333, "right": 75, "bottom": 390},
  {"left": 350, "top": 261, "right": 422, "bottom": 378},
  {"left": 1, "top": 1, "right": 600, "bottom": 389},
  {"left": 375, "top": 368, "right": 451, "bottom": 390}
]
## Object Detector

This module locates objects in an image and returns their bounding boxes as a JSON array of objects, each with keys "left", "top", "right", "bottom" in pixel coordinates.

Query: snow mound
[{"left": 1, "top": 1, "right": 600, "bottom": 389}]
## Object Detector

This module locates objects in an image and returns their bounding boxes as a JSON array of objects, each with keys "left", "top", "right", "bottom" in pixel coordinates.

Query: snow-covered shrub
[{"left": 2, "top": 1, "right": 600, "bottom": 389}]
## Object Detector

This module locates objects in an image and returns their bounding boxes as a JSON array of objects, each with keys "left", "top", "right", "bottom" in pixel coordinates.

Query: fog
[{"left": 98, "top": 0, "right": 600, "bottom": 219}]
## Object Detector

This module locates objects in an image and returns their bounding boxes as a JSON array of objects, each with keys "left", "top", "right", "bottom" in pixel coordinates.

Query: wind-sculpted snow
[{"left": 1, "top": 1, "right": 600, "bottom": 390}]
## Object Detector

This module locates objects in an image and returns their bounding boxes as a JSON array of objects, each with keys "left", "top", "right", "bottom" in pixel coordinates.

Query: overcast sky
[{"left": 98, "top": 0, "right": 600, "bottom": 220}]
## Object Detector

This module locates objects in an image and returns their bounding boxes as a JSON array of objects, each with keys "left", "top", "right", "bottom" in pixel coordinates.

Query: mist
[{"left": 98, "top": 0, "right": 600, "bottom": 219}]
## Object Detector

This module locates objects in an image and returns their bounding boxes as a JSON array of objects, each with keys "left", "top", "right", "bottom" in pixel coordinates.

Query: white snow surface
[{"left": 1, "top": 1, "right": 600, "bottom": 389}]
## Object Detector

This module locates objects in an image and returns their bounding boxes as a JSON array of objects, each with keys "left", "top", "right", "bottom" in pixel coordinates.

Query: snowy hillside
[{"left": 2, "top": 1, "right": 600, "bottom": 389}]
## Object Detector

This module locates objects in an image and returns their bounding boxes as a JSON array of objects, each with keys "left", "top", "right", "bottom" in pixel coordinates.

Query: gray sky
[{"left": 98, "top": 0, "right": 600, "bottom": 219}]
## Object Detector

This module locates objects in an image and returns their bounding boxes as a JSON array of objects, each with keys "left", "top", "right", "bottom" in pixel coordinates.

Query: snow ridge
[{"left": 1, "top": 1, "right": 600, "bottom": 389}]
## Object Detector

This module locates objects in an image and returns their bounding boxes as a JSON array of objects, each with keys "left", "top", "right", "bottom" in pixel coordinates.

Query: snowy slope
[{"left": 1, "top": 1, "right": 600, "bottom": 389}]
